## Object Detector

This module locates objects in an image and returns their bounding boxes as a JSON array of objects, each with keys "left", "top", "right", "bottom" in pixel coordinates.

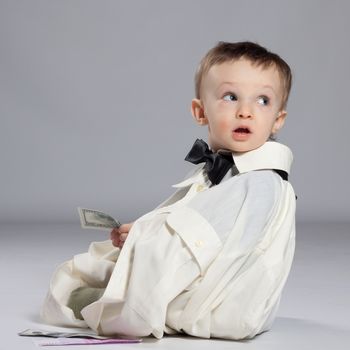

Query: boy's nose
[
  {"left": 236, "top": 104, "right": 253, "bottom": 119},
  {"left": 238, "top": 112, "right": 252, "bottom": 119}
]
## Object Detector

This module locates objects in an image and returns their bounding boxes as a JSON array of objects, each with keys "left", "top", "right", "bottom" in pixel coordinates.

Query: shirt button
[
  {"left": 195, "top": 240, "right": 204, "bottom": 247},
  {"left": 196, "top": 184, "right": 205, "bottom": 192}
]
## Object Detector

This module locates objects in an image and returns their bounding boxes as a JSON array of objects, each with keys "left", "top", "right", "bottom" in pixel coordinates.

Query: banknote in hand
[{"left": 77, "top": 207, "right": 121, "bottom": 230}]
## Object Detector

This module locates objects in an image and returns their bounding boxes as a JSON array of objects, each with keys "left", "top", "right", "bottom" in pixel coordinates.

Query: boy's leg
[{"left": 67, "top": 287, "right": 105, "bottom": 320}]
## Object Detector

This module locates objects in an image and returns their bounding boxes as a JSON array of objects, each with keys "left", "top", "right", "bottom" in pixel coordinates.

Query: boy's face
[{"left": 191, "top": 58, "right": 287, "bottom": 153}]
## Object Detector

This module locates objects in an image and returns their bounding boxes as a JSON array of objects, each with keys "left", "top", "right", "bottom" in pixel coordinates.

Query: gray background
[{"left": 1, "top": 0, "right": 349, "bottom": 223}]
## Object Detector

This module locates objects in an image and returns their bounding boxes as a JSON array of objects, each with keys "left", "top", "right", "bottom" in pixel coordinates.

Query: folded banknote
[{"left": 77, "top": 207, "right": 121, "bottom": 230}]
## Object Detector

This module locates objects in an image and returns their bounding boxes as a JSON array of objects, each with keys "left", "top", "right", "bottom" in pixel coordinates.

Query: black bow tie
[{"left": 184, "top": 139, "right": 237, "bottom": 185}]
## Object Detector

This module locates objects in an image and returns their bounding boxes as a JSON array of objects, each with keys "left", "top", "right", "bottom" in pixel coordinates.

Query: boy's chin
[
  {"left": 230, "top": 142, "right": 266, "bottom": 154},
  {"left": 210, "top": 139, "right": 266, "bottom": 153}
]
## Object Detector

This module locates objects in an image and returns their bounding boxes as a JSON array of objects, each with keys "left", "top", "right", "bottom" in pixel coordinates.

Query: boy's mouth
[
  {"left": 233, "top": 126, "right": 251, "bottom": 134},
  {"left": 232, "top": 126, "right": 252, "bottom": 141}
]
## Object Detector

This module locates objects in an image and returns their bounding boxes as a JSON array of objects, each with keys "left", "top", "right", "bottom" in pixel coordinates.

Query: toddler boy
[{"left": 41, "top": 41, "right": 296, "bottom": 340}]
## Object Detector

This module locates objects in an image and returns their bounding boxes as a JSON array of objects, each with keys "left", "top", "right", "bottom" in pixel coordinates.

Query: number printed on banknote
[{"left": 77, "top": 207, "right": 121, "bottom": 230}]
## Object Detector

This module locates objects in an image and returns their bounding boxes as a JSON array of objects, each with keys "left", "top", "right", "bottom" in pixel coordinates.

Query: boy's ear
[
  {"left": 272, "top": 110, "right": 287, "bottom": 134},
  {"left": 191, "top": 98, "right": 208, "bottom": 125}
]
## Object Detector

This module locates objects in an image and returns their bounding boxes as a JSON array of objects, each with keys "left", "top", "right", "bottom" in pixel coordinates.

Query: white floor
[{"left": 1, "top": 222, "right": 349, "bottom": 350}]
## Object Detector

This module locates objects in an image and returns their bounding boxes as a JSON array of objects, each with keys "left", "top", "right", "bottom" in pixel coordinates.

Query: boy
[{"left": 41, "top": 41, "right": 296, "bottom": 340}]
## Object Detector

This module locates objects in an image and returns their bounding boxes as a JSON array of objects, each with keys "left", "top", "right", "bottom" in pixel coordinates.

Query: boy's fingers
[
  {"left": 119, "top": 223, "right": 132, "bottom": 233},
  {"left": 110, "top": 227, "right": 119, "bottom": 235},
  {"left": 110, "top": 222, "right": 134, "bottom": 247},
  {"left": 111, "top": 236, "right": 121, "bottom": 248},
  {"left": 110, "top": 229, "right": 119, "bottom": 240},
  {"left": 120, "top": 233, "right": 128, "bottom": 242}
]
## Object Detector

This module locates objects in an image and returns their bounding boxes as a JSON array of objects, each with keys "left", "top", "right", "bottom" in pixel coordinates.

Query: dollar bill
[
  {"left": 19, "top": 329, "right": 141, "bottom": 343},
  {"left": 18, "top": 329, "right": 110, "bottom": 339},
  {"left": 77, "top": 207, "right": 121, "bottom": 230}
]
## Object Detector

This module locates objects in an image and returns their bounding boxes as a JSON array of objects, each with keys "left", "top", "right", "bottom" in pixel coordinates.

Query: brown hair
[{"left": 195, "top": 41, "right": 292, "bottom": 110}]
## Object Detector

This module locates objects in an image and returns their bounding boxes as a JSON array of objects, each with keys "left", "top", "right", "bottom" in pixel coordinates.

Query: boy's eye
[
  {"left": 257, "top": 96, "right": 269, "bottom": 106},
  {"left": 223, "top": 93, "right": 237, "bottom": 102}
]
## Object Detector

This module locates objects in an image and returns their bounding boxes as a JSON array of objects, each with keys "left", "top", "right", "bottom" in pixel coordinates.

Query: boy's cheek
[{"left": 219, "top": 119, "right": 231, "bottom": 132}]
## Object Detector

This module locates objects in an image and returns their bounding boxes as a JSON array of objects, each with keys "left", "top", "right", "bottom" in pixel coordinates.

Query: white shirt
[{"left": 40, "top": 141, "right": 296, "bottom": 340}]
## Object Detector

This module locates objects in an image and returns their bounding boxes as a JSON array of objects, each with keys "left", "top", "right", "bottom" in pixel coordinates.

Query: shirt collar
[{"left": 172, "top": 141, "right": 293, "bottom": 188}]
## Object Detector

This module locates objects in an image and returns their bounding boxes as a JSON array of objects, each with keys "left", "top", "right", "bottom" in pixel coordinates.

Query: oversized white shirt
[{"left": 40, "top": 141, "right": 296, "bottom": 340}]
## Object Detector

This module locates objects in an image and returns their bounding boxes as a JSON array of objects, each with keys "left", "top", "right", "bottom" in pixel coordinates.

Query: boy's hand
[{"left": 110, "top": 222, "right": 134, "bottom": 248}]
